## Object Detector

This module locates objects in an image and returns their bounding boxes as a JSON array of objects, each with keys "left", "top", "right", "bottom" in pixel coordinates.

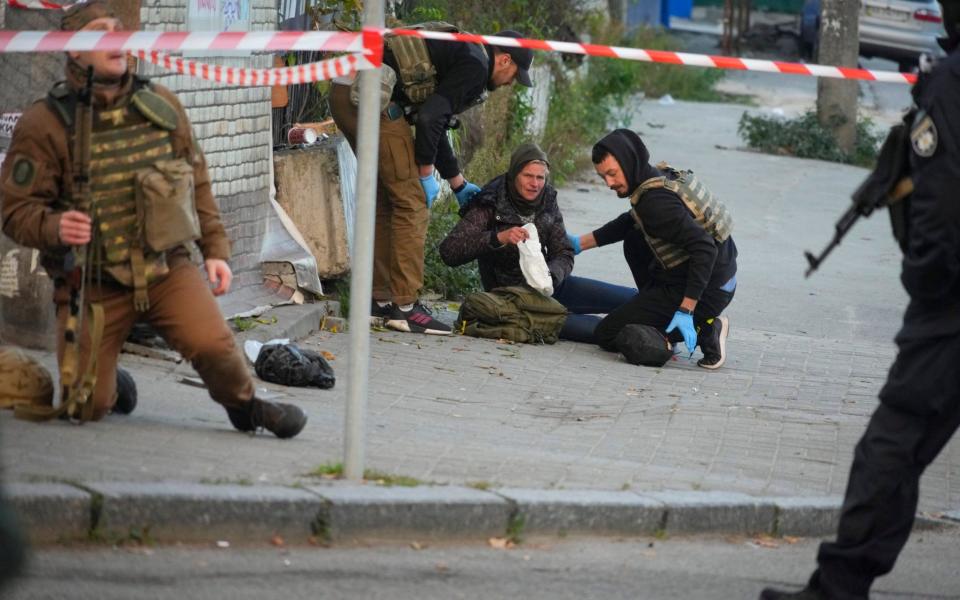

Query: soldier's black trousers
[
  {"left": 593, "top": 230, "right": 734, "bottom": 352},
  {"left": 814, "top": 333, "right": 960, "bottom": 600}
]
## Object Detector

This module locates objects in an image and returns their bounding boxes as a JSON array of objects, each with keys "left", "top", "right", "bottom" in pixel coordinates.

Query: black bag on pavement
[
  {"left": 254, "top": 343, "right": 335, "bottom": 389},
  {"left": 615, "top": 324, "right": 674, "bottom": 367}
]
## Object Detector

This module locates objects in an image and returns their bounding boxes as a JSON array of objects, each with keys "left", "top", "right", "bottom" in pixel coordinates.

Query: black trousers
[
  {"left": 593, "top": 230, "right": 734, "bottom": 351},
  {"left": 813, "top": 332, "right": 960, "bottom": 599}
]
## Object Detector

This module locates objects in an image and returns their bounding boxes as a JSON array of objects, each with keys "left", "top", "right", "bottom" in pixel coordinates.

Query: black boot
[
  {"left": 112, "top": 367, "right": 138, "bottom": 415},
  {"left": 226, "top": 398, "right": 307, "bottom": 439}
]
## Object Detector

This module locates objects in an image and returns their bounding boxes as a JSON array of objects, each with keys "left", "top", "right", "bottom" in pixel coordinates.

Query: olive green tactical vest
[
  {"left": 87, "top": 94, "right": 175, "bottom": 289},
  {"left": 386, "top": 21, "right": 489, "bottom": 106},
  {"left": 630, "top": 162, "right": 733, "bottom": 270},
  {"left": 47, "top": 82, "right": 186, "bottom": 308}
]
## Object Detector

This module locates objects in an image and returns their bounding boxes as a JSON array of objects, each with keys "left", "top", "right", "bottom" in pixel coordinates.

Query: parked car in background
[{"left": 799, "top": 0, "right": 946, "bottom": 72}]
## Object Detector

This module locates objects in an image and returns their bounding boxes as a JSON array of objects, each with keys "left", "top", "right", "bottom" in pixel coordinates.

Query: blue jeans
[{"left": 553, "top": 275, "right": 637, "bottom": 343}]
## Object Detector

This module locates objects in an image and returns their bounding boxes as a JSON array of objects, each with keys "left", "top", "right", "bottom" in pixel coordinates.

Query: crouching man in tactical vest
[
  {"left": 567, "top": 129, "right": 738, "bottom": 369},
  {"left": 0, "top": 1, "right": 306, "bottom": 438},
  {"left": 330, "top": 24, "right": 534, "bottom": 335}
]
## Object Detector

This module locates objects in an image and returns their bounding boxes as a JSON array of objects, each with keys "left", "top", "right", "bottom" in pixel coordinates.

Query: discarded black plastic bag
[{"left": 254, "top": 343, "right": 335, "bottom": 389}]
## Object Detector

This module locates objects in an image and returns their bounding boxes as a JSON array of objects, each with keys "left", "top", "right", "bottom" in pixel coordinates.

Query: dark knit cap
[
  {"left": 508, "top": 142, "right": 549, "bottom": 183},
  {"left": 506, "top": 142, "right": 550, "bottom": 216}
]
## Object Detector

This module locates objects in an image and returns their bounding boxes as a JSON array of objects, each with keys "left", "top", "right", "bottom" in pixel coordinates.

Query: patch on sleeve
[
  {"left": 910, "top": 111, "right": 938, "bottom": 158},
  {"left": 10, "top": 156, "right": 36, "bottom": 188}
]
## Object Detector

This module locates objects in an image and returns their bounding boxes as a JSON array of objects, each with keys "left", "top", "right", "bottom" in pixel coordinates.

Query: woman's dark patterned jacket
[{"left": 438, "top": 174, "right": 574, "bottom": 291}]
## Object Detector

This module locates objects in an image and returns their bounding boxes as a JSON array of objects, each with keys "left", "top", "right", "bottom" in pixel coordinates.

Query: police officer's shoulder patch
[
  {"left": 910, "top": 111, "right": 938, "bottom": 158},
  {"left": 10, "top": 156, "right": 36, "bottom": 188}
]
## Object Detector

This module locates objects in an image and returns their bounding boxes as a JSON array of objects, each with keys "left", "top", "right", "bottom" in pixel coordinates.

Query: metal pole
[{"left": 343, "top": 0, "right": 384, "bottom": 481}]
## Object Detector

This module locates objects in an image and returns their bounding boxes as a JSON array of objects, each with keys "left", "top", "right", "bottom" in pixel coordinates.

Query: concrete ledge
[
  {"left": 642, "top": 490, "right": 776, "bottom": 535},
  {"left": 496, "top": 488, "right": 665, "bottom": 536},
  {"left": 87, "top": 482, "right": 322, "bottom": 543},
  {"left": 6, "top": 482, "right": 91, "bottom": 543},
  {"left": 238, "top": 302, "right": 333, "bottom": 344},
  {"left": 767, "top": 496, "right": 842, "bottom": 537},
  {"left": 310, "top": 484, "right": 510, "bottom": 542}
]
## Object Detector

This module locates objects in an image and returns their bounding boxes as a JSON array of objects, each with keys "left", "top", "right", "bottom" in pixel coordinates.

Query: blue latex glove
[
  {"left": 454, "top": 181, "right": 481, "bottom": 208},
  {"left": 665, "top": 310, "right": 697, "bottom": 356},
  {"left": 419, "top": 174, "right": 440, "bottom": 208},
  {"left": 566, "top": 232, "right": 582, "bottom": 255}
]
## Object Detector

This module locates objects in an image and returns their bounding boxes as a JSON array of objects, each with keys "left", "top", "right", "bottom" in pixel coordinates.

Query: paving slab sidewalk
[{"left": 2, "top": 99, "right": 958, "bottom": 545}]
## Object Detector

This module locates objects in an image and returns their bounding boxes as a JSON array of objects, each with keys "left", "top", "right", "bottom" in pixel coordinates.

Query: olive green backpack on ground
[{"left": 456, "top": 285, "right": 568, "bottom": 344}]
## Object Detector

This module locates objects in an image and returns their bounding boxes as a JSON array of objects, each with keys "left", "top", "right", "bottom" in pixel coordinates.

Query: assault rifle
[
  {"left": 803, "top": 117, "right": 915, "bottom": 278},
  {"left": 60, "top": 65, "right": 96, "bottom": 420}
]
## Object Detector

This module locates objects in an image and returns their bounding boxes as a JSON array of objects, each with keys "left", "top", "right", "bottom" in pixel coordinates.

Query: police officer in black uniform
[{"left": 761, "top": 1, "right": 960, "bottom": 598}]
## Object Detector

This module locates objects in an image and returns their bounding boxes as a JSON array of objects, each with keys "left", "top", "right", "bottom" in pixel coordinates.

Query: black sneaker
[
  {"left": 112, "top": 367, "right": 137, "bottom": 415},
  {"left": 697, "top": 315, "right": 729, "bottom": 370},
  {"left": 385, "top": 302, "right": 452, "bottom": 335},
  {"left": 371, "top": 300, "right": 392, "bottom": 319},
  {"left": 226, "top": 398, "right": 307, "bottom": 439}
]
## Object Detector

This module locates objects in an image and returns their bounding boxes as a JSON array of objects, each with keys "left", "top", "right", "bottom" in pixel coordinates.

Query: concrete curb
[{"left": 7, "top": 481, "right": 956, "bottom": 546}]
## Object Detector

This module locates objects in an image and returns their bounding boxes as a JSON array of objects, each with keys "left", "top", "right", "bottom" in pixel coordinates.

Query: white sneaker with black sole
[{"left": 385, "top": 302, "right": 452, "bottom": 335}]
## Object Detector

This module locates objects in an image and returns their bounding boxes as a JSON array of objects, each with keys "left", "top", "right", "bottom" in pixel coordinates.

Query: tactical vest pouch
[
  {"left": 385, "top": 21, "right": 460, "bottom": 104},
  {"left": 135, "top": 158, "right": 201, "bottom": 253},
  {"left": 349, "top": 64, "right": 398, "bottom": 112},
  {"left": 456, "top": 285, "right": 568, "bottom": 344}
]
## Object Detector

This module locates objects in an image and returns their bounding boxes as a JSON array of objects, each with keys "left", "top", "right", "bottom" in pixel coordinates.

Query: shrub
[
  {"left": 422, "top": 196, "right": 482, "bottom": 300},
  {"left": 738, "top": 110, "right": 883, "bottom": 167}
]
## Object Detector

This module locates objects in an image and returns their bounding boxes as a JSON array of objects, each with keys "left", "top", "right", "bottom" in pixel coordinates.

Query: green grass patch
[
  {"left": 199, "top": 477, "right": 254, "bottom": 486},
  {"left": 467, "top": 480, "right": 494, "bottom": 491},
  {"left": 738, "top": 110, "right": 883, "bottom": 168},
  {"left": 305, "top": 462, "right": 422, "bottom": 487},
  {"left": 229, "top": 315, "right": 277, "bottom": 332},
  {"left": 506, "top": 513, "right": 526, "bottom": 545}
]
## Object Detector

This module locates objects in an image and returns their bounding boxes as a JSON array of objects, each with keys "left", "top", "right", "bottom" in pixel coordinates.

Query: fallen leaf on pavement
[
  {"left": 435, "top": 562, "right": 449, "bottom": 572},
  {"left": 488, "top": 537, "right": 515, "bottom": 550},
  {"left": 783, "top": 536, "right": 801, "bottom": 544},
  {"left": 410, "top": 541, "right": 426, "bottom": 550},
  {"left": 750, "top": 535, "right": 780, "bottom": 549},
  {"left": 270, "top": 535, "right": 285, "bottom": 547},
  {"left": 321, "top": 351, "right": 335, "bottom": 361}
]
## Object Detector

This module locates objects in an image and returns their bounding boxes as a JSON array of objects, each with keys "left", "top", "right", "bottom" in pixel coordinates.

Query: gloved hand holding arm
[
  {"left": 565, "top": 232, "right": 598, "bottom": 255},
  {"left": 452, "top": 180, "right": 481, "bottom": 208}
]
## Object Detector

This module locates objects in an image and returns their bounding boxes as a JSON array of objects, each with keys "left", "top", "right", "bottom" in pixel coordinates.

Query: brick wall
[
  {"left": 0, "top": 8, "right": 63, "bottom": 114},
  {"left": 139, "top": 0, "right": 275, "bottom": 291},
  {"left": 0, "top": 1, "right": 278, "bottom": 294}
]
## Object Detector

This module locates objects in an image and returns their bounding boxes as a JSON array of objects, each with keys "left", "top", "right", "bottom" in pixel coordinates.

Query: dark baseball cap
[{"left": 492, "top": 30, "right": 534, "bottom": 87}]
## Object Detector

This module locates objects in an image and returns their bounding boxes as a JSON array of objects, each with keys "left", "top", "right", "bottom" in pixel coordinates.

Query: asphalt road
[{"left": 6, "top": 529, "right": 960, "bottom": 600}]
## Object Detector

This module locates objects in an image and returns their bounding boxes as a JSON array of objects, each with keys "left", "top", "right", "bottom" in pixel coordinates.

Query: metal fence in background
[{"left": 271, "top": 0, "right": 330, "bottom": 148}]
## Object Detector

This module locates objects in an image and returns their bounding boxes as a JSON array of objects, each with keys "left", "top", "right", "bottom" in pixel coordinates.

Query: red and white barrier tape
[
  {"left": 0, "top": 27, "right": 916, "bottom": 85},
  {"left": 137, "top": 50, "right": 371, "bottom": 86},
  {"left": 390, "top": 28, "right": 917, "bottom": 85},
  {"left": 0, "top": 30, "right": 365, "bottom": 54},
  {"left": 7, "top": 0, "right": 66, "bottom": 9}
]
